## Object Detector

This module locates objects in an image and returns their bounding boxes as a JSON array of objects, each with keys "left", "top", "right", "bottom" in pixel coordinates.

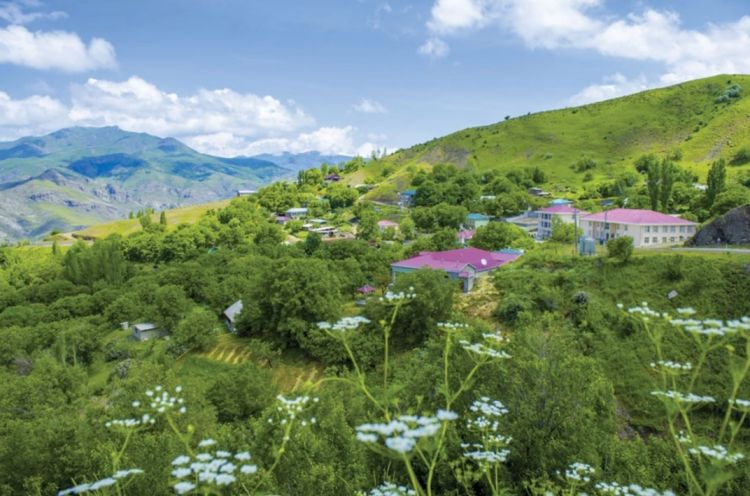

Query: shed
[
  {"left": 132, "top": 323, "right": 164, "bottom": 341},
  {"left": 223, "top": 300, "right": 244, "bottom": 333}
]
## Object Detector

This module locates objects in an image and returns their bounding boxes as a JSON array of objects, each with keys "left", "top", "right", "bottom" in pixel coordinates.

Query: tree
[
  {"left": 470, "top": 222, "right": 533, "bottom": 251},
  {"left": 153, "top": 285, "right": 191, "bottom": 330},
  {"left": 356, "top": 211, "right": 378, "bottom": 241},
  {"left": 711, "top": 187, "right": 750, "bottom": 217},
  {"left": 705, "top": 158, "right": 726, "bottom": 207},
  {"left": 207, "top": 362, "right": 276, "bottom": 422},
  {"left": 159, "top": 211, "right": 167, "bottom": 226},
  {"left": 303, "top": 232, "right": 322, "bottom": 255},
  {"left": 324, "top": 184, "right": 358, "bottom": 210},
  {"left": 607, "top": 236, "right": 634, "bottom": 263},
  {"left": 237, "top": 258, "right": 342, "bottom": 350},
  {"left": 400, "top": 216, "right": 416, "bottom": 240},
  {"left": 169, "top": 307, "right": 219, "bottom": 355},
  {"left": 659, "top": 159, "right": 677, "bottom": 212},
  {"left": 549, "top": 216, "right": 582, "bottom": 244}
]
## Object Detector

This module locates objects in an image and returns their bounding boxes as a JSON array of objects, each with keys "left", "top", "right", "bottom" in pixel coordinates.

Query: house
[
  {"left": 378, "top": 220, "right": 399, "bottom": 232},
  {"left": 391, "top": 247, "right": 520, "bottom": 292},
  {"left": 132, "top": 323, "right": 164, "bottom": 341},
  {"left": 504, "top": 210, "right": 539, "bottom": 237},
  {"left": 275, "top": 215, "right": 291, "bottom": 225},
  {"left": 285, "top": 207, "right": 308, "bottom": 219},
  {"left": 457, "top": 229, "right": 474, "bottom": 245},
  {"left": 580, "top": 208, "right": 697, "bottom": 247},
  {"left": 549, "top": 198, "right": 572, "bottom": 206},
  {"left": 399, "top": 189, "right": 417, "bottom": 207},
  {"left": 465, "top": 213, "right": 492, "bottom": 229},
  {"left": 223, "top": 300, "right": 243, "bottom": 333},
  {"left": 236, "top": 190, "right": 257, "bottom": 197},
  {"left": 528, "top": 187, "right": 551, "bottom": 197},
  {"left": 536, "top": 204, "right": 588, "bottom": 240},
  {"left": 324, "top": 172, "right": 341, "bottom": 183},
  {"left": 357, "top": 284, "right": 376, "bottom": 295}
]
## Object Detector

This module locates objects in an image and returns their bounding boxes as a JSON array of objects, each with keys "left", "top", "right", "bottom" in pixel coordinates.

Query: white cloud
[
  {"left": 0, "top": 24, "right": 116, "bottom": 71},
  {"left": 567, "top": 73, "right": 650, "bottom": 105},
  {"left": 0, "top": 1, "right": 67, "bottom": 24},
  {"left": 0, "top": 76, "right": 383, "bottom": 157},
  {"left": 418, "top": 37, "right": 449, "bottom": 58},
  {"left": 422, "top": 1, "right": 750, "bottom": 102},
  {"left": 353, "top": 98, "right": 387, "bottom": 114}
]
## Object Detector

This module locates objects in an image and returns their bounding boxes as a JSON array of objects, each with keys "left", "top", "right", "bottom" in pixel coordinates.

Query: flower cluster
[
  {"left": 594, "top": 481, "right": 676, "bottom": 496},
  {"left": 729, "top": 398, "right": 750, "bottom": 410},
  {"left": 669, "top": 316, "right": 750, "bottom": 337},
  {"left": 650, "top": 360, "right": 692, "bottom": 372},
  {"left": 626, "top": 303, "right": 666, "bottom": 320},
  {"left": 356, "top": 411, "right": 457, "bottom": 454},
  {"left": 687, "top": 444, "right": 745, "bottom": 464},
  {"left": 318, "top": 316, "right": 371, "bottom": 332},
  {"left": 271, "top": 394, "right": 318, "bottom": 427},
  {"left": 58, "top": 468, "right": 143, "bottom": 495},
  {"left": 365, "top": 482, "right": 417, "bottom": 496},
  {"left": 651, "top": 390, "right": 715, "bottom": 404},
  {"left": 564, "top": 462, "right": 594, "bottom": 483},
  {"left": 437, "top": 321, "right": 469, "bottom": 330},
  {"left": 106, "top": 385, "right": 186, "bottom": 430},
  {"left": 170, "top": 441, "right": 257, "bottom": 495},
  {"left": 380, "top": 287, "right": 416, "bottom": 302},
  {"left": 459, "top": 339, "right": 511, "bottom": 359},
  {"left": 462, "top": 398, "right": 511, "bottom": 466}
]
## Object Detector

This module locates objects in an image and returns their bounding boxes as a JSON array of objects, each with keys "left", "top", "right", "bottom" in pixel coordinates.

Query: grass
[
  {"left": 361, "top": 74, "right": 750, "bottom": 198},
  {"left": 72, "top": 199, "right": 231, "bottom": 239}
]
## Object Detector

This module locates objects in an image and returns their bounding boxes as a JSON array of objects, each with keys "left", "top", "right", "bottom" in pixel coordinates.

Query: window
[
  {"left": 645, "top": 226, "right": 650, "bottom": 233},
  {"left": 624, "top": 225, "right": 628, "bottom": 231},
  {"left": 644, "top": 237, "right": 650, "bottom": 244},
  {"left": 687, "top": 226, "right": 694, "bottom": 233},
  {"left": 670, "top": 226, "right": 676, "bottom": 233},
  {"left": 679, "top": 236, "right": 684, "bottom": 241},
  {"left": 662, "top": 237, "right": 667, "bottom": 243},
  {"left": 679, "top": 226, "right": 685, "bottom": 233}
]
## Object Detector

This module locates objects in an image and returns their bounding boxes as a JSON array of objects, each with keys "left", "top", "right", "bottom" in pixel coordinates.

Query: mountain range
[{"left": 0, "top": 127, "right": 351, "bottom": 242}]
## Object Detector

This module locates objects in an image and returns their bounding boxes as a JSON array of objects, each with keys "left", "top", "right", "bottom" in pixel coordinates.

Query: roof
[
  {"left": 550, "top": 198, "right": 572, "bottom": 205},
  {"left": 400, "top": 189, "right": 416, "bottom": 196},
  {"left": 467, "top": 213, "right": 492, "bottom": 220},
  {"left": 223, "top": 300, "right": 244, "bottom": 322},
  {"left": 391, "top": 247, "right": 520, "bottom": 275},
  {"left": 457, "top": 229, "right": 475, "bottom": 239},
  {"left": 378, "top": 220, "right": 399, "bottom": 227},
  {"left": 357, "top": 284, "right": 376, "bottom": 294},
  {"left": 133, "top": 323, "right": 157, "bottom": 332},
  {"left": 538, "top": 205, "right": 587, "bottom": 214},
  {"left": 286, "top": 207, "right": 308, "bottom": 214},
  {"left": 582, "top": 208, "right": 696, "bottom": 225}
]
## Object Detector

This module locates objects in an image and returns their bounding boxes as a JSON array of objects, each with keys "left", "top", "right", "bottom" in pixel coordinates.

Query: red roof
[
  {"left": 582, "top": 208, "right": 695, "bottom": 225},
  {"left": 392, "top": 247, "right": 519, "bottom": 275}
]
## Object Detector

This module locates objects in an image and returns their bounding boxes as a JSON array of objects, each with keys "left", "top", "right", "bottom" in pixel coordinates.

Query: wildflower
[
  {"left": 171, "top": 468, "right": 191, "bottom": 478},
  {"left": 172, "top": 455, "right": 190, "bottom": 466},
  {"left": 368, "top": 482, "right": 417, "bottom": 496},
  {"left": 58, "top": 468, "right": 143, "bottom": 495},
  {"left": 677, "top": 307, "right": 696, "bottom": 315},
  {"left": 318, "top": 316, "right": 371, "bottom": 332},
  {"left": 235, "top": 451, "right": 251, "bottom": 461},
  {"left": 730, "top": 398, "right": 750, "bottom": 410},
  {"left": 462, "top": 398, "right": 511, "bottom": 468},
  {"left": 564, "top": 462, "right": 595, "bottom": 483},
  {"left": 650, "top": 360, "right": 692, "bottom": 372},
  {"left": 174, "top": 481, "right": 196, "bottom": 495},
  {"left": 651, "top": 390, "right": 715, "bottom": 404},
  {"left": 595, "top": 481, "right": 676, "bottom": 496},
  {"left": 688, "top": 444, "right": 744, "bottom": 464},
  {"left": 356, "top": 412, "right": 456, "bottom": 454},
  {"left": 240, "top": 464, "right": 258, "bottom": 474},
  {"left": 459, "top": 340, "right": 511, "bottom": 359}
]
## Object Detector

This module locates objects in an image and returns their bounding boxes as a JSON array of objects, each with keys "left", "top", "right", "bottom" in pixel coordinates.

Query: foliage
[
  {"left": 470, "top": 222, "right": 534, "bottom": 251},
  {"left": 606, "top": 236, "right": 634, "bottom": 263}
]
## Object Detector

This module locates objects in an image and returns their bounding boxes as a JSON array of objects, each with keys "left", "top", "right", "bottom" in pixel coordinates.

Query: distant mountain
[
  {"left": 251, "top": 151, "right": 351, "bottom": 173},
  {"left": 0, "top": 126, "right": 289, "bottom": 242}
]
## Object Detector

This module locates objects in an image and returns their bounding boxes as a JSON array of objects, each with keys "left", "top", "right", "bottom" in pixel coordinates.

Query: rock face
[{"left": 689, "top": 205, "right": 750, "bottom": 246}]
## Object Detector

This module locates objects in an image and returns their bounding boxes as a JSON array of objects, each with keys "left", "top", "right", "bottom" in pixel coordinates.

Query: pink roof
[
  {"left": 378, "top": 220, "right": 399, "bottom": 227},
  {"left": 539, "top": 205, "right": 587, "bottom": 214},
  {"left": 392, "top": 247, "right": 520, "bottom": 275},
  {"left": 457, "top": 229, "right": 475, "bottom": 240},
  {"left": 582, "top": 208, "right": 695, "bottom": 225}
]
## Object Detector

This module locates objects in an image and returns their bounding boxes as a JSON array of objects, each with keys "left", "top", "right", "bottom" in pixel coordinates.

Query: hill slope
[
  {"left": 0, "top": 127, "right": 289, "bottom": 242},
  {"left": 362, "top": 74, "right": 750, "bottom": 194}
]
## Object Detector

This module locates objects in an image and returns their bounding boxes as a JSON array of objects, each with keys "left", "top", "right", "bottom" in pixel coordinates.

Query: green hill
[{"left": 361, "top": 74, "right": 750, "bottom": 195}]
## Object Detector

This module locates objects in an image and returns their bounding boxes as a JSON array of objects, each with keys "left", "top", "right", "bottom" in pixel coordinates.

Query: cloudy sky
[{"left": 0, "top": 0, "right": 748, "bottom": 157}]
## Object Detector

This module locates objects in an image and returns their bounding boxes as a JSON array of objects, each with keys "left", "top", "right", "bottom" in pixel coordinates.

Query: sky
[{"left": 0, "top": 0, "right": 749, "bottom": 157}]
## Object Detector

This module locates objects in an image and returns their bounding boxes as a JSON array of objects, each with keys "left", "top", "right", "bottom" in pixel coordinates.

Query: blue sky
[{"left": 0, "top": 0, "right": 749, "bottom": 156}]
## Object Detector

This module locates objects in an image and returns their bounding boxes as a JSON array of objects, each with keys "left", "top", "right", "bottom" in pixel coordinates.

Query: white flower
[
  {"left": 240, "top": 464, "right": 258, "bottom": 474},
  {"left": 436, "top": 409, "right": 458, "bottom": 421},
  {"left": 385, "top": 436, "right": 416, "bottom": 453},
  {"left": 234, "top": 451, "right": 251, "bottom": 461},
  {"left": 198, "top": 439, "right": 216, "bottom": 448},
  {"left": 171, "top": 468, "right": 191, "bottom": 478},
  {"left": 174, "top": 481, "right": 196, "bottom": 494},
  {"left": 651, "top": 390, "right": 715, "bottom": 404}
]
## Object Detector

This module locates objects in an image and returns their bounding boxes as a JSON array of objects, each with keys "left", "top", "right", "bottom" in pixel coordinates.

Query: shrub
[
  {"left": 606, "top": 236, "right": 633, "bottom": 264},
  {"left": 731, "top": 146, "right": 750, "bottom": 166}
]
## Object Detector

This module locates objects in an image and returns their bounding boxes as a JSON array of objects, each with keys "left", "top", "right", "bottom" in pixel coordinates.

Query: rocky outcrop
[{"left": 689, "top": 205, "right": 750, "bottom": 246}]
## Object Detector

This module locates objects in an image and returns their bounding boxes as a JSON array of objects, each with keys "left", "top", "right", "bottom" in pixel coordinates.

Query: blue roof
[
  {"left": 401, "top": 189, "right": 416, "bottom": 196},
  {"left": 467, "top": 213, "right": 491, "bottom": 220},
  {"left": 549, "top": 198, "right": 572, "bottom": 205}
]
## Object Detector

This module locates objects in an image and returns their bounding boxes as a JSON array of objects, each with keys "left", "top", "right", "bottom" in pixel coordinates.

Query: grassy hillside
[
  {"left": 362, "top": 74, "right": 750, "bottom": 196},
  {"left": 69, "top": 199, "right": 231, "bottom": 240}
]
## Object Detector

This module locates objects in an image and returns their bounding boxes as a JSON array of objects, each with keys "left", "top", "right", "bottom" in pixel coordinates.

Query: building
[
  {"left": 580, "top": 208, "right": 697, "bottom": 247},
  {"left": 236, "top": 190, "right": 257, "bottom": 197},
  {"left": 466, "top": 213, "right": 492, "bottom": 229},
  {"left": 528, "top": 187, "right": 551, "bottom": 197},
  {"left": 391, "top": 247, "right": 520, "bottom": 292},
  {"left": 324, "top": 172, "right": 341, "bottom": 183},
  {"left": 504, "top": 210, "right": 538, "bottom": 237},
  {"left": 378, "top": 220, "right": 399, "bottom": 232},
  {"left": 132, "top": 323, "right": 164, "bottom": 341},
  {"left": 399, "top": 189, "right": 417, "bottom": 207},
  {"left": 223, "top": 300, "right": 243, "bottom": 333},
  {"left": 536, "top": 204, "right": 588, "bottom": 240},
  {"left": 285, "top": 207, "right": 308, "bottom": 219}
]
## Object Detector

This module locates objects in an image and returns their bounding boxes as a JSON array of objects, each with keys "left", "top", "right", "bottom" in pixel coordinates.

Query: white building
[
  {"left": 580, "top": 208, "right": 697, "bottom": 248},
  {"left": 536, "top": 205, "right": 587, "bottom": 240}
]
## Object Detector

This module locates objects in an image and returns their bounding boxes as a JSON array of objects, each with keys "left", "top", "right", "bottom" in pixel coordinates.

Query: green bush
[{"left": 606, "top": 236, "right": 633, "bottom": 263}]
